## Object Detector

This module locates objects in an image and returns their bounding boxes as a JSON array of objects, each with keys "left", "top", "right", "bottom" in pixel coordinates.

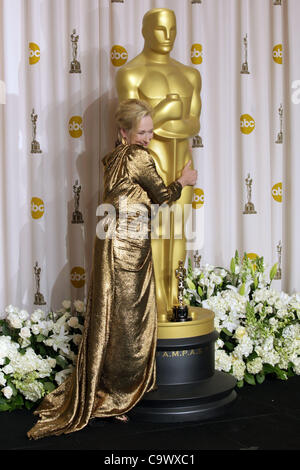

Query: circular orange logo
[
  {"left": 31, "top": 197, "right": 44, "bottom": 219},
  {"left": 29, "top": 42, "right": 40, "bottom": 64},
  {"left": 240, "top": 114, "right": 255, "bottom": 134},
  {"left": 111, "top": 45, "right": 128, "bottom": 66},
  {"left": 272, "top": 182, "right": 282, "bottom": 202},
  {"left": 272, "top": 44, "right": 282, "bottom": 64},
  {"left": 191, "top": 44, "right": 203, "bottom": 64},
  {"left": 70, "top": 266, "right": 86, "bottom": 288},
  {"left": 69, "top": 116, "right": 83, "bottom": 138},
  {"left": 192, "top": 188, "right": 204, "bottom": 209}
]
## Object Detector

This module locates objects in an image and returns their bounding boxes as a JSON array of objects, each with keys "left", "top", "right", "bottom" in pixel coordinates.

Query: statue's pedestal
[{"left": 129, "top": 307, "right": 237, "bottom": 423}]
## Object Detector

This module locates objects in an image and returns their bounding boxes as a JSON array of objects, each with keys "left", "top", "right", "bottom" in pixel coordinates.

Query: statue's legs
[{"left": 149, "top": 138, "right": 193, "bottom": 320}]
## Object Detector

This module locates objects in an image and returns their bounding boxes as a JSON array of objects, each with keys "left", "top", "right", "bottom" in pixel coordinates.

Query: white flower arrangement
[
  {"left": 0, "top": 300, "right": 85, "bottom": 411},
  {"left": 185, "top": 251, "right": 300, "bottom": 387}
]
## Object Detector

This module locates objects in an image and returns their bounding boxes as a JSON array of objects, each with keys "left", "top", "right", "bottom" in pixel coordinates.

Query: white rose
[
  {"left": 19, "top": 337, "right": 31, "bottom": 348},
  {"left": 2, "top": 385, "right": 13, "bottom": 399},
  {"left": 55, "top": 367, "right": 73, "bottom": 386},
  {"left": 2, "top": 364, "right": 14, "bottom": 375},
  {"left": 74, "top": 300, "right": 84, "bottom": 313},
  {"left": 72, "top": 334, "right": 82, "bottom": 346},
  {"left": 47, "top": 357, "right": 56, "bottom": 369},
  {"left": 19, "top": 310, "right": 29, "bottom": 321},
  {"left": 0, "top": 371, "right": 6, "bottom": 386},
  {"left": 234, "top": 326, "right": 247, "bottom": 340},
  {"left": 31, "top": 325, "right": 40, "bottom": 335},
  {"left": 7, "top": 314, "right": 23, "bottom": 329},
  {"left": 30, "top": 310, "right": 43, "bottom": 323},
  {"left": 20, "top": 327, "right": 31, "bottom": 339},
  {"left": 68, "top": 317, "right": 79, "bottom": 328},
  {"left": 62, "top": 300, "right": 71, "bottom": 310}
]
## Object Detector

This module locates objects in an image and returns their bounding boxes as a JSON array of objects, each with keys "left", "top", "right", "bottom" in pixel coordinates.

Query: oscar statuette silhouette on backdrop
[{"left": 116, "top": 8, "right": 201, "bottom": 322}]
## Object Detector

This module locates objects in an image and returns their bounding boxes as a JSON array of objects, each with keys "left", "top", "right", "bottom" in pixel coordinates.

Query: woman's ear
[
  {"left": 120, "top": 128, "right": 129, "bottom": 145},
  {"left": 120, "top": 128, "right": 127, "bottom": 139}
]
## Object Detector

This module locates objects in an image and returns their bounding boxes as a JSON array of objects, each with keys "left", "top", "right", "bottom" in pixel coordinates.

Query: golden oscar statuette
[
  {"left": 243, "top": 173, "right": 257, "bottom": 215},
  {"left": 33, "top": 261, "right": 46, "bottom": 305},
  {"left": 171, "top": 260, "right": 192, "bottom": 322},
  {"left": 116, "top": 8, "right": 202, "bottom": 324},
  {"left": 69, "top": 29, "right": 81, "bottom": 74},
  {"left": 30, "top": 109, "right": 42, "bottom": 154}
]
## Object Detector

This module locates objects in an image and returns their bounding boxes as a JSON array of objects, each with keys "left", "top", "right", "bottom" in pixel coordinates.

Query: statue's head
[{"left": 142, "top": 8, "right": 176, "bottom": 54}]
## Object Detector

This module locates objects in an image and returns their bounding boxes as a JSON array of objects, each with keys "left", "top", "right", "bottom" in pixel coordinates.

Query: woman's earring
[{"left": 121, "top": 136, "right": 128, "bottom": 145}]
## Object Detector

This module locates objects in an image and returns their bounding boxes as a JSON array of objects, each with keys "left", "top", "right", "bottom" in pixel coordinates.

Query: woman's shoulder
[
  {"left": 128, "top": 144, "right": 150, "bottom": 155},
  {"left": 126, "top": 144, "right": 152, "bottom": 163}
]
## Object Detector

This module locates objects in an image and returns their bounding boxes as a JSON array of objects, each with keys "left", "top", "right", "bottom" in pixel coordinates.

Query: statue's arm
[
  {"left": 116, "top": 67, "right": 184, "bottom": 129},
  {"left": 158, "top": 68, "right": 201, "bottom": 137},
  {"left": 116, "top": 67, "right": 141, "bottom": 100}
]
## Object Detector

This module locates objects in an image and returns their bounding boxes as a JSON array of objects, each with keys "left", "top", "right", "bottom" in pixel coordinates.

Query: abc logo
[
  {"left": 272, "top": 182, "right": 282, "bottom": 202},
  {"left": 240, "top": 114, "right": 255, "bottom": 134},
  {"left": 69, "top": 116, "right": 83, "bottom": 138},
  {"left": 111, "top": 45, "right": 128, "bottom": 66},
  {"left": 272, "top": 44, "right": 282, "bottom": 64},
  {"left": 29, "top": 42, "right": 40, "bottom": 65},
  {"left": 191, "top": 44, "right": 203, "bottom": 64},
  {"left": 70, "top": 266, "right": 86, "bottom": 288},
  {"left": 192, "top": 188, "right": 204, "bottom": 209},
  {"left": 31, "top": 197, "right": 44, "bottom": 219}
]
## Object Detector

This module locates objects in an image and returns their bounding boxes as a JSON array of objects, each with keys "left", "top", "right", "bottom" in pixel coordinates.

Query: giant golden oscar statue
[{"left": 116, "top": 8, "right": 201, "bottom": 321}]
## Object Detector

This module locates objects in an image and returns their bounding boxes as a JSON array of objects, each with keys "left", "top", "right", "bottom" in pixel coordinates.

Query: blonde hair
[{"left": 115, "top": 99, "right": 153, "bottom": 141}]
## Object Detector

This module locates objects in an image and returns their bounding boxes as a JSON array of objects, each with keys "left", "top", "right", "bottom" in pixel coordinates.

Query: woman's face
[{"left": 121, "top": 115, "right": 154, "bottom": 148}]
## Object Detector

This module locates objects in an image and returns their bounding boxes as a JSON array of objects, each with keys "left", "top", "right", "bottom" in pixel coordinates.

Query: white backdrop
[{"left": 0, "top": 0, "right": 299, "bottom": 313}]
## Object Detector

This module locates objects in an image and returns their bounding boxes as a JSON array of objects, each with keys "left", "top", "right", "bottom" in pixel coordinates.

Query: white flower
[
  {"left": 55, "top": 366, "right": 73, "bottom": 385},
  {"left": 62, "top": 300, "right": 71, "bottom": 310},
  {"left": 68, "top": 317, "right": 79, "bottom": 328},
  {"left": 19, "top": 310, "right": 30, "bottom": 321},
  {"left": 74, "top": 300, "right": 84, "bottom": 313},
  {"left": 6, "top": 313, "right": 23, "bottom": 329},
  {"left": 2, "top": 364, "right": 14, "bottom": 375},
  {"left": 44, "top": 325, "right": 72, "bottom": 355},
  {"left": 234, "top": 326, "right": 247, "bottom": 340},
  {"left": 233, "top": 335, "right": 253, "bottom": 359},
  {"left": 30, "top": 309, "right": 44, "bottom": 323},
  {"left": 2, "top": 385, "right": 13, "bottom": 399},
  {"left": 47, "top": 357, "right": 56, "bottom": 369},
  {"left": 16, "top": 381, "right": 44, "bottom": 402},
  {"left": 215, "top": 350, "right": 232, "bottom": 372},
  {"left": 19, "top": 337, "right": 31, "bottom": 348},
  {"left": 246, "top": 357, "right": 263, "bottom": 374},
  {"left": 38, "top": 320, "right": 54, "bottom": 336},
  {"left": 72, "top": 334, "right": 82, "bottom": 346},
  {"left": 292, "top": 357, "right": 300, "bottom": 375},
  {"left": 0, "top": 336, "right": 19, "bottom": 362},
  {"left": 20, "top": 327, "right": 31, "bottom": 339},
  {"left": 232, "top": 358, "right": 246, "bottom": 381},
  {"left": 0, "top": 371, "right": 6, "bottom": 386},
  {"left": 31, "top": 325, "right": 40, "bottom": 335}
]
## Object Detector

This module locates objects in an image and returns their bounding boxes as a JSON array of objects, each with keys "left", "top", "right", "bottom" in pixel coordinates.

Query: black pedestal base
[
  {"left": 129, "top": 371, "right": 237, "bottom": 423},
  {"left": 129, "top": 331, "right": 237, "bottom": 423}
]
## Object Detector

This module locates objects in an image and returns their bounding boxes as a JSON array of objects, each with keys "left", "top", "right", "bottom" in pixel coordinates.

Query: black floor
[{"left": 1, "top": 374, "right": 299, "bottom": 452}]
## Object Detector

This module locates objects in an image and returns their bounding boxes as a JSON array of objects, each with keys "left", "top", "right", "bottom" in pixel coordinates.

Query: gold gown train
[{"left": 27, "top": 143, "right": 182, "bottom": 439}]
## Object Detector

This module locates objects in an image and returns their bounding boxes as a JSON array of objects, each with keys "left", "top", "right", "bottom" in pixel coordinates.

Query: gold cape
[{"left": 27, "top": 144, "right": 182, "bottom": 439}]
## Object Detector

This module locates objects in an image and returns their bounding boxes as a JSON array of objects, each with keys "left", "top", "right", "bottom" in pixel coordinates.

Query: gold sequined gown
[{"left": 27, "top": 144, "right": 182, "bottom": 439}]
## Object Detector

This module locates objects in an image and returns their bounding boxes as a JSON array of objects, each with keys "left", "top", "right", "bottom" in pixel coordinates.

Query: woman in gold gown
[{"left": 27, "top": 99, "right": 197, "bottom": 439}]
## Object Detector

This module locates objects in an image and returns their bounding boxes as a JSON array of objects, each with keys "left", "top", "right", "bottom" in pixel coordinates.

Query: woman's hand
[{"left": 177, "top": 160, "right": 197, "bottom": 187}]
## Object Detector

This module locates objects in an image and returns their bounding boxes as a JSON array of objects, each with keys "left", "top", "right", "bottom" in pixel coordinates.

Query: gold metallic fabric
[{"left": 27, "top": 144, "right": 182, "bottom": 439}]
